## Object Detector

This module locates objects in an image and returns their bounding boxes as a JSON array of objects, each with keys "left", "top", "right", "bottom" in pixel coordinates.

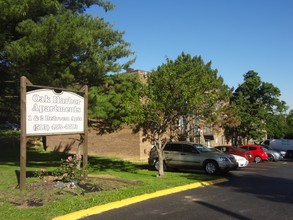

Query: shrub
[
  {"left": 34, "top": 168, "right": 47, "bottom": 180},
  {"left": 53, "top": 152, "right": 85, "bottom": 182},
  {"left": 35, "top": 152, "right": 86, "bottom": 182}
]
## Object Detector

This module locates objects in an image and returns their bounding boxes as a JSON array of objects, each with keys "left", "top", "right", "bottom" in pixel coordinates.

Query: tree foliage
[
  {"left": 5, "top": 11, "right": 134, "bottom": 87},
  {"left": 266, "top": 113, "right": 287, "bottom": 139},
  {"left": 230, "top": 70, "right": 288, "bottom": 143},
  {"left": 88, "top": 72, "right": 143, "bottom": 134},
  {"left": 285, "top": 110, "right": 293, "bottom": 139},
  {"left": 130, "top": 53, "right": 232, "bottom": 176},
  {"left": 0, "top": 0, "right": 134, "bottom": 123}
]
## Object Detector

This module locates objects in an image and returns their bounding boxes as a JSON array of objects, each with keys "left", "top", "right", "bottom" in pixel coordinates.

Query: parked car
[
  {"left": 231, "top": 154, "right": 249, "bottom": 168},
  {"left": 238, "top": 144, "right": 268, "bottom": 163},
  {"left": 260, "top": 144, "right": 283, "bottom": 161},
  {"left": 260, "top": 139, "right": 293, "bottom": 158},
  {"left": 261, "top": 139, "right": 293, "bottom": 157},
  {"left": 148, "top": 142, "right": 238, "bottom": 175},
  {"left": 214, "top": 145, "right": 254, "bottom": 163}
]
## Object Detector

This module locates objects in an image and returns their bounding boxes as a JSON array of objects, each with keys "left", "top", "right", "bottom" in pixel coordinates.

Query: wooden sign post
[{"left": 19, "top": 76, "right": 88, "bottom": 189}]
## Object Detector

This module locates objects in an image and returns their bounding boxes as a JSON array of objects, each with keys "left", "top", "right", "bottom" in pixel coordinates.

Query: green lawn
[{"left": 0, "top": 130, "right": 219, "bottom": 220}]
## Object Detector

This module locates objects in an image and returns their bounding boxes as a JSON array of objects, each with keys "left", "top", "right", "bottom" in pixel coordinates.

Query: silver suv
[
  {"left": 148, "top": 141, "right": 238, "bottom": 175},
  {"left": 260, "top": 144, "right": 283, "bottom": 161}
]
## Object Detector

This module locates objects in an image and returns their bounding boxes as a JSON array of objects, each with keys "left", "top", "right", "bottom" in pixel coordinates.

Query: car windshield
[
  {"left": 193, "top": 144, "right": 212, "bottom": 152},
  {"left": 212, "top": 148, "right": 222, "bottom": 153},
  {"left": 260, "top": 144, "right": 272, "bottom": 150}
]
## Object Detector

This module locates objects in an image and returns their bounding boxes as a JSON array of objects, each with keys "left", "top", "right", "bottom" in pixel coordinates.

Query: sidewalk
[{"left": 53, "top": 178, "right": 227, "bottom": 220}]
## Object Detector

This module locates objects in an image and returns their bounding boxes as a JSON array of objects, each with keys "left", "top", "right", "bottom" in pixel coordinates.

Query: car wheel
[
  {"left": 204, "top": 160, "right": 219, "bottom": 175},
  {"left": 254, "top": 156, "right": 262, "bottom": 163},
  {"left": 154, "top": 159, "right": 166, "bottom": 171},
  {"left": 268, "top": 154, "right": 275, "bottom": 162}
]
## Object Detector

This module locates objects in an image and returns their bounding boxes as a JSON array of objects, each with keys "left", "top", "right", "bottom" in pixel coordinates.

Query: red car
[
  {"left": 238, "top": 144, "right": 268, "bottom": 163},
  {"left": 214, "top": 145, "right": 254, "bottom": 163}
]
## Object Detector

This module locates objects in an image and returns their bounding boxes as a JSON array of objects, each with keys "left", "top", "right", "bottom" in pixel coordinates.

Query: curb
[{"left": 53, "top": 178, "right": 227, "bottom": 220}]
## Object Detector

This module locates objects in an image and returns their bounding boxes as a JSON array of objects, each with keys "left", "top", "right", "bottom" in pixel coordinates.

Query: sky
[{"left": 87, "top": 0, "right": 293, "bottom": 111}]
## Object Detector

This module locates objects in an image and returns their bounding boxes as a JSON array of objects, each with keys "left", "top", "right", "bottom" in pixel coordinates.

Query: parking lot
[
  {"left": 232, "top": 158, "right": 293, "bottom": 176},
  {"left": 82, "top": 158, "right": 293, "bottom": 220}
]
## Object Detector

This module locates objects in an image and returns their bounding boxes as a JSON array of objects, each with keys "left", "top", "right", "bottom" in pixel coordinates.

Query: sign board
[{"left": 26, "top": 89, "right": 84, "bottom": 135}]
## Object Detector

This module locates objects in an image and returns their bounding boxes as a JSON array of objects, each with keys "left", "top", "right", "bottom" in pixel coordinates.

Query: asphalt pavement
[{"left": 54, "top": 158, "right": 293, "bottom": 220}]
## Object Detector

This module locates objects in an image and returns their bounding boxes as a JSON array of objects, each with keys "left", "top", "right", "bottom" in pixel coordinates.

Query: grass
[{"left": 0, "top": 130, "right": 219, "bottom": 220}]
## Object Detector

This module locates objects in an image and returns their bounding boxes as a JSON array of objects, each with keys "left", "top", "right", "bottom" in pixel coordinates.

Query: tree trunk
[
  {"left": 156, "top": 139, "right": 165, "bottom": 177},
  {"left": 42, "top": 136, "right": 47, "bottom": 151}
]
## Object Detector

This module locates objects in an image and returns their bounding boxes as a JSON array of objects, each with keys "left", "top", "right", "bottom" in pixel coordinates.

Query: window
[
  {"left": 178, "top": 116, "right": 186, "bottom": 135},
  {"left": 203, "top": 126, "right": 211, "bottom": 134},
  {"left": 182, "top": 144, "right": 197, "bottom": 153},
  {"left": 227, "top": 148, "right": 233, "bottom": 153},
  {"left": 194, "top": 144, "right": 212, "bottom": 152},
  {"left": 218, "top": 147, "right": 225, "bottom": 152},
  {"left": 164, "top": 143, "right": 181, "bottom": 151},
  {"left": 263, "top": 140, "right": 270, "bottom": 145}
]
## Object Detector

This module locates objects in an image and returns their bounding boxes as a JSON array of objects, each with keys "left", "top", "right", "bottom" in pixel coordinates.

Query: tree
[
  {"left": 130, "top": 53, "right": 232, "bottom": 177},
  {"left": 5, "top": 11, "right": 134, "bottom": 87},
  {"left": 231, "top": 71, "right": 288, "bottom": 143},
  {"left": 0, "top": 0, "right": 116, "bottom": 79},
  {"left": 266, "top": 113, "right": 287, "bottom": 139},
  {"left": 0, "top": 0, "right": 134, "bottom": 123},
  {"left": 285, "top": 110, "right": 293, "bottom": 139},
  {"left": 88, "top": 72, "right": 144, "bottom": 134}
]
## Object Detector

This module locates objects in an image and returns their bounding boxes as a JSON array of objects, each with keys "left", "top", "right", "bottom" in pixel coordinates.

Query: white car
[{"left": 231, "top": 154, "right": 249, "bottom": 168}]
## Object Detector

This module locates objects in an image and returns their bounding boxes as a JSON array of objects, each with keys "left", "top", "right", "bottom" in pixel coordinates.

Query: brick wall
[{"left": 46, "top": 126, "right": 152, "bottom": 162}]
